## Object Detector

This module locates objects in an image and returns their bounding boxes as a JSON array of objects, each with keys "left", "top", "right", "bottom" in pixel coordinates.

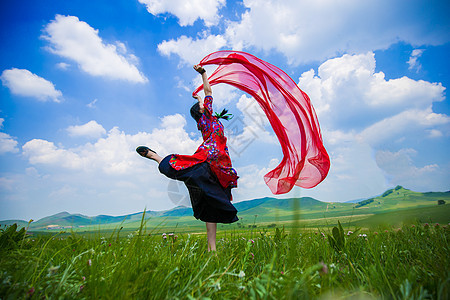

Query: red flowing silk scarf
[{"left": 193, "top": 51, "right": 330, "bottom": 194}]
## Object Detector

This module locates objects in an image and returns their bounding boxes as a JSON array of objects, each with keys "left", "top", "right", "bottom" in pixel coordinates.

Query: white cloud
[
  {"left": 22, "top": 139, "right": 85, "bottom": 170},
  {"left": 407, "top": 49, "right": 425, "bottom": 72},
  {"left": 224, "top": 0, "right": 450, "bottom": 64},
  {"left": 56, "top": 62, "right": 70, "bottom": 70},
  {"left": 23, "top": 114, "right": 201, "bottom": 175},
  {"left": 67, "top": 120, "right": 106, "bottom": 139},
  {"left": 298, "top": 52, "right": 446, "bottom": 132},
  {"left": 1, "top": 68, "right": 62, "bottom": 102},
  {"left": 0, "top": 132, "right": 19, "bottom": 154},
  {"left": 138, "top": 0, "right": 226, "bottom": 26},
  {"left": 359, "top": 108, "right": 450, "bottom": 146},
  {"left": 427, "top": 129, "right": 443, "bottom": 138},
  {"left": 158, "top": 34, "right": 227, "bottom": 66},
  {"left": 42, "top": 15, "right": 148, "bottom": 83},
  {"left": 376, "top": 149, "right": 449, "bottom": 192},
  {"left": 0, "top": 118, "right": 19, "bottom": 154},
  {"left": 87, "top": 99, "right": 98, "bottom": 108}
]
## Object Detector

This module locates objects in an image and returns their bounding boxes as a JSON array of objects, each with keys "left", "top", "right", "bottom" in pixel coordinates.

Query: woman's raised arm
[{"left": 194, "top": 65, "right": 212, "bottom": 96}]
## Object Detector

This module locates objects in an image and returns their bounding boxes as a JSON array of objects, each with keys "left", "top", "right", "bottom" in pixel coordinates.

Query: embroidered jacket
[{"left": 169, "top": 96, "right": 238, "bottom": 189}]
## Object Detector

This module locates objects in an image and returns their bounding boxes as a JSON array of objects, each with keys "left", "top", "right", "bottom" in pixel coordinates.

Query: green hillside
[
  {"left": 353, "top": 203, "right": 450, "bottom": 228},
  {"left": 1, "top": 186, "right": 449, "bottom": 232}
]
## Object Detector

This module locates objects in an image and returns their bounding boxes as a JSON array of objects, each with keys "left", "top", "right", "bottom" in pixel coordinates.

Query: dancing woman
[{"left": 136, "top": 65, "right": 239, "bottom": 251}]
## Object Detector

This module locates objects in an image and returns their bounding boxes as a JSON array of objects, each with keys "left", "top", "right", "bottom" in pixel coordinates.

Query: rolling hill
[{"left": 1, "top": 186, "right": 449, "bottom": 231}]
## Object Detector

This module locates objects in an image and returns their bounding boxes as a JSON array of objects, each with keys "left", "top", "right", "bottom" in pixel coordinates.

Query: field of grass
[{"left": 1, "top": 213, "right": 449, "bottom": 299}]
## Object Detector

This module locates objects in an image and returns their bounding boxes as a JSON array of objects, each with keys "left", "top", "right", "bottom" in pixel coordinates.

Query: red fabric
[
  {"left": 169, "top": 96, "right": 239, "bottom": 190},
  {"left": 193, "top": 51, "right": 330, "bottom": 194}
]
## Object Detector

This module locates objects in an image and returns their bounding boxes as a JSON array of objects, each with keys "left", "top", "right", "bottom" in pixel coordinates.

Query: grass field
[
  {"left": 1, "top": 187, "right": 449, "bottom": 298},
  {"left": 1, "top": 212, "right": 449, "bottom": 299}
]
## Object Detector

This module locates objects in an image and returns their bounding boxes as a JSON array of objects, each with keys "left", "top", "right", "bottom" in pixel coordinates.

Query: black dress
[{"left": 159, "top": 155, "right": 238, "bottom": 224}]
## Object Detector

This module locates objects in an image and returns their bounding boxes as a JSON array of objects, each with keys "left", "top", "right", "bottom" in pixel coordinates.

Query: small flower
[
  {"left": 82, "top": 276, "right": 86, "bottom": 281},
  {"left": 162, "top": 233, "right": 166, "bottom": 237},
  {"left": 411, "top": 224, "right": 415, "bottom": 228},
  {"left": 424, "top": 223, "right": 429, "bottom": 227},
  {"left": 163, "top": 235, "right": 167, "bottom": 240},
  {"left": 87, "top": 259, "right": 92, "bottom": 266},
  {"left": 47, "top": 265, "right": 60, "bottom": 275},
  {"left": 80, "top": 285, "right": 84, "bottom": 292},
  {"left": 250, "top": 252, "right": 254, "bottom": 260},
  {"left": 108, "top": 243, "right": 111, "bottom": 247},
  {"left": 385, "top": 230, "right": 389, "bottom": 233},
  {"left": 27, "top": 287, "right": 35, "bottom": 296},
  {"left": 169, "top": 233, "right": 174, "bottom": 236},
  {"left": 281, "top": 271, "right": 284, "bottom": 275},
  {"left": 238, "top": 270, "right": 245, "bottom": 278},
  {"left": 347, "top": 231, "right": 353, "bottom": 235},
  {"left": 374, "top": 232, "right": 378, "bottom": 235},
  {"left": 435, "top": 223, "right": 440, "bottom": 228},
  {"left": 174, "top": 235, "right": 178, "bottom": 241},
  {"left": 319, "top": 262, "right": 328, "bottom": 274},
  {"left": 249, "top": 239, "right": 255, "bottom": 244}
]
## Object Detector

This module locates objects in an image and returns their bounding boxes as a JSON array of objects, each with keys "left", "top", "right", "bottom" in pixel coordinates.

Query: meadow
[{"left": 1, "top": 214, "right": 449, "bottom": 299}]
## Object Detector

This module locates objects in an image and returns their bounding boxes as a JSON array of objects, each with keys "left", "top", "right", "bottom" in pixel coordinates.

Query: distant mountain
[{"left": 1, "top": 186, "right": 448, "bottom": 230}]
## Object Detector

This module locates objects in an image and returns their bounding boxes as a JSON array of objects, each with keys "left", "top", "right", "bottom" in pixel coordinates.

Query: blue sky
[{"left": 1, "top": 0, "right": 449, "bottom": 221}]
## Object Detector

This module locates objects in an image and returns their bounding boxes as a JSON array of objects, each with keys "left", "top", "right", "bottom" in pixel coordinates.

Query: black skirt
[{"left": 158, "top": 155, "right": 238, "bottom": 224}]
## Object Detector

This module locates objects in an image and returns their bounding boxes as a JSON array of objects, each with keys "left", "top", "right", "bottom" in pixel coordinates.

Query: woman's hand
[
  {"left": 194, "top": 65, "right": 206, "bottom": 74},
  {"left": 194, "top": 65, "right": 212, "bottom": 96}
]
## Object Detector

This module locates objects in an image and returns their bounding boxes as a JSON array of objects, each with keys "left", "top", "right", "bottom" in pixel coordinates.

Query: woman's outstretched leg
[
  {"left": 136, "top": 146, "right": 163, "bottom": 164},
  {"left": 206, "top": 222, "right": 217, "bottom": 252}
]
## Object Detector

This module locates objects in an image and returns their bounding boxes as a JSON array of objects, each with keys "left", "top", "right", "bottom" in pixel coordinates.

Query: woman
[{"left": 136, "top": 65, "right": 239, "bottom": 251}]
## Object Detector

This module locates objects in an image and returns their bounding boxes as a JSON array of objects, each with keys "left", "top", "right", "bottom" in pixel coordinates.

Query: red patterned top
[{"left": 169, "top": 96, "right": 238, "bottom": 189}]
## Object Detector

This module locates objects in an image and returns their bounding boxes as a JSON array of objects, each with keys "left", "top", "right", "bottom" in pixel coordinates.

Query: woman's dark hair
[
  {"left": 190, "top": 102, "right": 202, "bottom": 123},
  {"left": 190, "top": 102, "right": 234, "bottom": 123}
]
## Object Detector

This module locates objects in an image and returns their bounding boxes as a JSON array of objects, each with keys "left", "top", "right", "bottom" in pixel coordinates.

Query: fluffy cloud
[
  {"left": 138, "top": 0, "right": 226, "bottom": 26},
  {"left": 23, "top": 114, "right": 200, "bottom": 175},
  {"left": 0, "top": 117, "right": 19, "bottom": 159},
  {"left": 1, "top": 68, "right": 62, "bottom": 102},
  {"left": 157, "top": 0, "right": 449, "bottom": 66},
  {"left": 224, "top": 0, "right": 450, "bottom": 64},
  {"left": 158, "top": 35, "right": 227, "bottom": 66},
  {"left": 407, "top": 49, "right": 425, "bottom": 72},
  {"left": 0, "top": 132, "right": 19, "bottom": 154},
  {"left": 376, "top": 149, "right": 449, "bottom": 191},
  {"left": 42, "top": 15, "right": 148, "bottom": 83},
  {"left": 298, "top": 52, "right": 446, "bottom": 134},
  {"left": 359, "top": 108, "right": 450, "bottom": 146},
  {"left": 293, "top": 52, "right": 450, "bottom": 197},
  {"left": 67, "top": 120, "right": 106, "bottom": 139}
]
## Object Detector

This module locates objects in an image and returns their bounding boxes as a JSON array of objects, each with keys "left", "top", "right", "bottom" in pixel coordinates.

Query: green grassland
[
  {"left": 1, "top": 186, "right": 449, "bottom": 299},
  {"left": 1, "top": 216, "right": 448, "bottom": 299}
]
